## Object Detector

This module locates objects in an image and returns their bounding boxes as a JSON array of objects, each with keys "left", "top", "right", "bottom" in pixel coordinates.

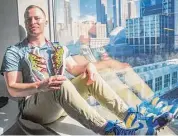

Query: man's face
[{"left": 25, "top": 8, "right": 46, "bottom": 37}]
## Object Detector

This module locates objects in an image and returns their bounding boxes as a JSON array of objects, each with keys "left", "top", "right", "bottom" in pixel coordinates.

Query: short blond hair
[{"left": 24, "top": 5, "right": 46, "bottom": 19}]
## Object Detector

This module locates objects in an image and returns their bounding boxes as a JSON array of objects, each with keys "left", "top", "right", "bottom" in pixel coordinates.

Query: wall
[{"left": 0, "top": 0, "right": 20, "bottom": 96}]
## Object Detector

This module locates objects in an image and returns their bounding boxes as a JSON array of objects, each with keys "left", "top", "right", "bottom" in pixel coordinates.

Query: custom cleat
[
  {"left": 104, "top": 120, "right": 157, "bottom": 135},
  {"left": 151, "top": 97, "right": 178, "bottom": 118},
  {"left": 25, "top": 47, "right": 49, "bottom": 81},
  {"left": 124, "top": 108, "right": 173, "bottom": 130},
  {"left": 151, "top": 112, "right": 173, "bottom": 130},
  {"left": 52, "top": 44, "right": 66, "bottom": 75}
]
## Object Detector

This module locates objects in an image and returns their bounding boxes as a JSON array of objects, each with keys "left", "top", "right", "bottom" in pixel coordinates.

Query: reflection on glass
[{"left": 53, "top": 0, "right": 178, "bottom": 134}]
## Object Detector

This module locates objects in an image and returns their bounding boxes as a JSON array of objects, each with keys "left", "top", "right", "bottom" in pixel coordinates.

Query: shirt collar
[{"left": 22, "top": 38, "right": 52, "bottom": 49}]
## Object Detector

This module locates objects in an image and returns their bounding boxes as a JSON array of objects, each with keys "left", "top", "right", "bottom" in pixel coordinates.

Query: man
[{"left": 0, "top": 5, "right": 172, "bottom": 135}]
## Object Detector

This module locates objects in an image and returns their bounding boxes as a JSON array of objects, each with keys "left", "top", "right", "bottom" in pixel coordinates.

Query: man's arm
[
  {"left": 4, "top": 71, "right": 43, "bottom": 97},
  {"left": 4, "top": 71, "right": 66, "bottom": 97},
  {"left": 70, "top": 55, "right": 130, "bottom": 72},
  {"left": 66, "top": 56, "right": 98, "bottom": 85},
  {"left": 66, "top": 56, "right": 88, "bottom": 76}
]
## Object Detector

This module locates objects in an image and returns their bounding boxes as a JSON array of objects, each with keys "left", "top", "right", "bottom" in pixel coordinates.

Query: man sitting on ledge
[{"left": 0, "top": 5, "right": 173, "bottom": 135}]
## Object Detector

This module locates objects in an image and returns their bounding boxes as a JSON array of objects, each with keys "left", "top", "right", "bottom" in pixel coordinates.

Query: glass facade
[
  {"left": 146, "top": 79, "right": 153, "bottom": 89},
  {"left": 164, "top": 74, "right": 170, "bottom": 88},
  {"left": 126, "top": 0, "right": 174, "bottom": 54},
  {"left": 155, "top": 76, "right": 162, "bottom": 91},
  {"left": 172, "top": 71, "right": 178, "bottom": 85},
  {"left": 51, "top": 0, "right": 178, "bottom": 133}
]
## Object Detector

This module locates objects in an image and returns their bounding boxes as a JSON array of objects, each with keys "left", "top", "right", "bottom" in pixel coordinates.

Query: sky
[
  {"left": 56, "top": 0, "right": 141, "bottom": 23},
  {"left": 56, "top": 0, "right": 97, "bottom": 23},
  {"left": 80, "top": 0, "right": 96, "bottom": 17}
]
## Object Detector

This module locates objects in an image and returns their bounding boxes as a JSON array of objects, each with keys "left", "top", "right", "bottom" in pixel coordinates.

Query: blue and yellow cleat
[
  {"left": 151, "top": 97, "right": 178, "bottom": 118},
  {"left": 104, "top": 120, "right": 156, "bottom": 135},
  {"left": 124, "top": 108, "right": 173, "bottom": 130}
]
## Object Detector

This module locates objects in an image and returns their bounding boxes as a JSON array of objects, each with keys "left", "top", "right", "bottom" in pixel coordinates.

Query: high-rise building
[
  {"left": 96, "top": 0, "right": 107, "bottom": 24},
  {"left": 56, "top": 0, "right": 64, "bottom": 23},
  {"left": 128, "top": 0, "right": 140, "bottom": 19},
  {"left": 72, "top": 21, "right": 95, "bottom": 42},
  {"left": 174, "top": 0, "right": 178, "bottom": 49},
  {"left": 126, "top": 0, "right": 175, "bottom": 54},
  {"left": 64, "top": 0, "right": 72, "bottom": 27},
  {"left": 96, "top": 22, "right": 107, "bottom": 38},
  {"left": 90, "top": 38, "right": 110, "bottom": 48},
  {"left": 70, "top": 0, "right": 80, "bottom": 21},
  {"left": 140, "top": 0, "right": 162, "bottom": 16},
  {"left": 56, "top": 0, "right": 80, "bottom": 23},
  {"left": 112, "top": 0, "right": 129, "bottom": 28},
  {"left": 113, "top": 0, "right": 117, "bottom": 28},
  {"left": 64, "top": 0, "right": 72, "bottom": 35}
]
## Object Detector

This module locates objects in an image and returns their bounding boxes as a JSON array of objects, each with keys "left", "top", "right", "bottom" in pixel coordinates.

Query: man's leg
[
  {"left": 98, "top": 68, "right": 142, "bottom": 109},
  {"left": 98, "top": 68, "right": 154, "bottom": 115},
  {"left": 116, "top": 67, "right": 154, "bottom": 100},
  {"left": 71, "top": 73, "right": 129, "bottom": 121},
  {"left": 22, "top": 92, "right": 67, "bottom": 124},
  {"left": 72, "top": 72, "right": 173, "bottom": 129},
  {"left": 22, "top": 79, "right": 107, "bottom": 134},
  {"left": 117, "top": 66, "right": 178, "bottom": 117}
]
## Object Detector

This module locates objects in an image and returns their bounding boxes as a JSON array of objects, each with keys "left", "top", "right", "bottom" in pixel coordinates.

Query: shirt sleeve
[{"left": 0, "top": 46, "right": 22, "bottom": 75}]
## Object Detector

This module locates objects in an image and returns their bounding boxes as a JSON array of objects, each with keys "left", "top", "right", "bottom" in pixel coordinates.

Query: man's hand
[
  {"left": 81, "top": 63, "right": 97, "bottom": 85},
  {"left": 36, "top": 75, "right": 66, "bottom": 92}
]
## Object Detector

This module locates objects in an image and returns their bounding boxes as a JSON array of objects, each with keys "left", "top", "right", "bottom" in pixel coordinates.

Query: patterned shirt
[{"left": 0, "top": 38, "right": 74, "bottom": 83}]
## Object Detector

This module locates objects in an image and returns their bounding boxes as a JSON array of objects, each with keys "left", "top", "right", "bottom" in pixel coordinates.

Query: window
[
  {"left": 155, "top": 76, "right": 162, "bottom": 91},
  {"left": 146, "top": 79, "right": 153, "bottom": 89},
  {"left": 164, "top": 74, "right": 170, "bottom": 88},
  {"left": 51, "top": 0, "right": 178, "bottom": 132},
  {"left": 172, "top": 72, "right": 177, "bottom": 85}
]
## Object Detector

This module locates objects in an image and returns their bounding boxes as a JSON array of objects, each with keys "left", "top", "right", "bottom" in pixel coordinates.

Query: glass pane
[{"left": 52, "top": 0, "right": 178, "bottom": 134}]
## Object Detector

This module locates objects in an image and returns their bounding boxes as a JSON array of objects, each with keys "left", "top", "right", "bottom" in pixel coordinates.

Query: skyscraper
[
  {"left": 128, "top": 0, "right": 140, "bottom": 19},
  {"left": 141, "top": 0, "right": 174, "bottom": 53},
  {"left": 56, "top": 0, "right": 64, "bottom": 23},
  {"left": 112, "top": 0, "right": 128, "bottom": 28},
  {"left": 70, "top": 0, "right": 80, "bottom": 21},
  {"left": 140, "top": 0, "right": 163, "bottom": 16},
  {"left": 175, "top": 0, "right": 178, "bottom": 49},
  {"left": 107, "top": 0, "right": 114, "bottom": 20},
  {"left": 64, "top": 0, "right": 72, "bottom": 27},
  {"left": 126, "top": 0, "right": 175, "bottom": 54},
  {"left": 96, "top": 0, "right": 107, "bottom": 24},
  {"left": 113, "top": 0, "right": 117, "bottom": 28}
]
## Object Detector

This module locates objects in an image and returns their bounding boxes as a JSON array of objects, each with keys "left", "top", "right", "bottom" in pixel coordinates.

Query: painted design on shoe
[
  {"left": 151, "top": 97, "right": 178, "bottom": 118},
  {"left": 26, "top": 47, "right": 49, "bottom": 81},
  {"left": 105, "top": 120, "right": 156, "bottom": 135},
  {"left": 151, "top": 97, "right": 160, "bottom": 106},
  {"left": 124, "top": 108, "right": 173, "bottom": 130},
  {"left": 125, "top": 113, "right": 137, "bottom": 128},
  {"left": 139, "top": 101, "right": 161, "bottom": 116},
  {"left": 161, "top": 105, "right": 178, "bottom": 118},
  {"left": 52, "top": 45, "right": 66, "bottom": 75}
]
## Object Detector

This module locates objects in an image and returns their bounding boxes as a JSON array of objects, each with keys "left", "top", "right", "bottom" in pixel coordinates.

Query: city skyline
[
  {"left": 55, "top": 0, "right": 178, "bottom": 56},
  {"left": 56, "top": 0, "right": 140, "bottom": 26}
]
